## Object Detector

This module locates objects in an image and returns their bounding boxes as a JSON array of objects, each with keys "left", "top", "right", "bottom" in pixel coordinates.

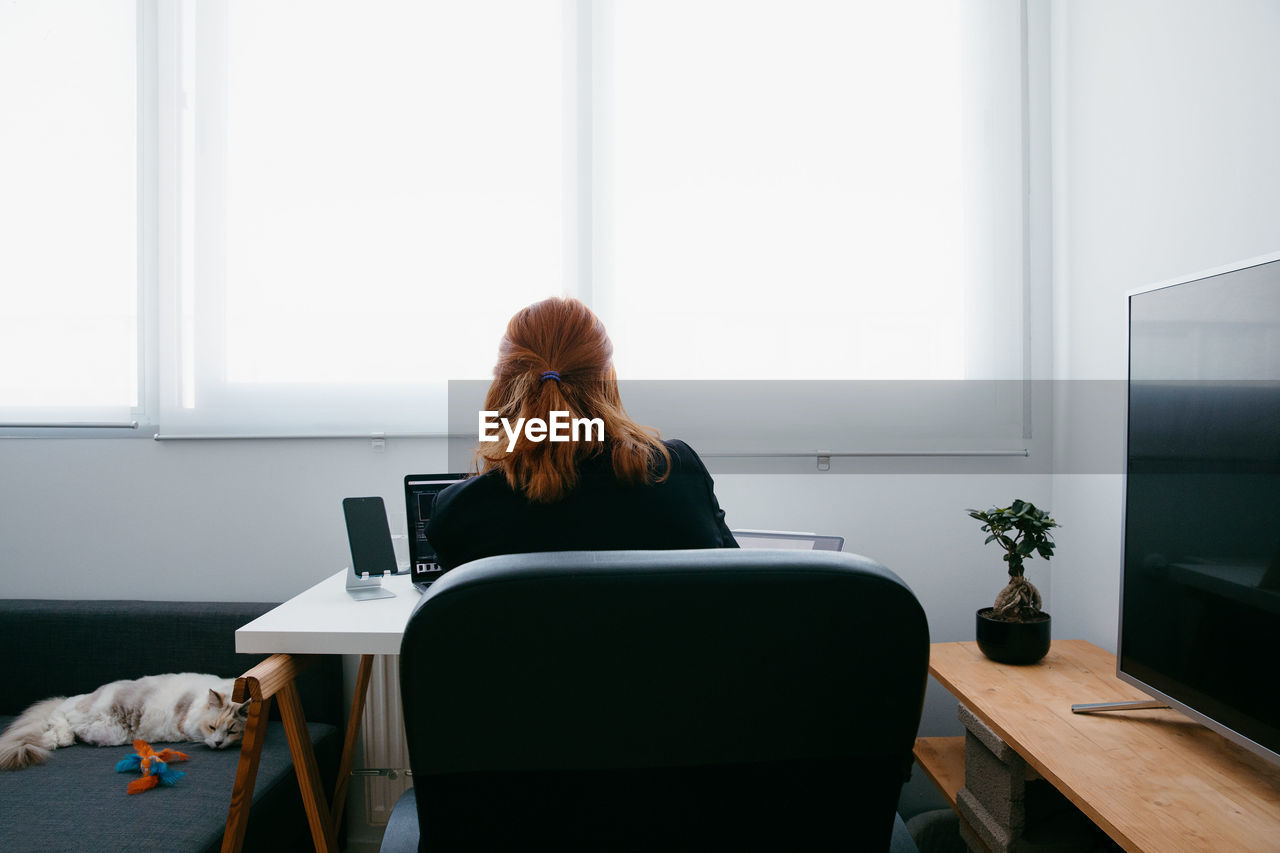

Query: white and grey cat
[{"left": 0, "top": 672, "right": 248, "bottom": 771}]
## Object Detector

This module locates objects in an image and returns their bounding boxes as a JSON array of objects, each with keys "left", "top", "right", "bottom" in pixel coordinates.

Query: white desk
[
  {"left": 224, "top": 569, "right": 421, "bottom": 853},
  {"left": 236, "top": 569, "right": 421, "bottom": 655}
]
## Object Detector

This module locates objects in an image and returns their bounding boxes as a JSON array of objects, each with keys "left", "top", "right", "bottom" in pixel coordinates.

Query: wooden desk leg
[
  {"left": 331, "top": 653, "right": 376, "bottom": 832},
  {"left": 222, "top": 654, "right": 323, "bottom": 853},
  {"left": 221, "top": 694, "right": 273, "bottom": 853},
  {"left": 278, "top": 679, "right": 341, "bottom": 852}
]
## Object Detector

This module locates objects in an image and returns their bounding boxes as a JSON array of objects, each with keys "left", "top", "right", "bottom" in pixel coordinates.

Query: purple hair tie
[{"left": 540, "top": 370, "right": 561, "bottom": 382}]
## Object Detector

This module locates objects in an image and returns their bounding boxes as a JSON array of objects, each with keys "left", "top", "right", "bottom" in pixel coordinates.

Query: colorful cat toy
[{"left": 114, "top": 739, "right": 189, "bottom": 794}]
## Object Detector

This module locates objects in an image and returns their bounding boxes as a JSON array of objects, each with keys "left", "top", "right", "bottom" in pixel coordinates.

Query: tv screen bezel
[{"left": 1118, "top": 249, "right": 1280, "bottom": 769}]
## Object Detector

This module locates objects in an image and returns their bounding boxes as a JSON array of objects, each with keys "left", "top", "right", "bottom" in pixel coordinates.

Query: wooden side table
[{"left": 914, "top": 640, "right": 1280, "bottom": 852}]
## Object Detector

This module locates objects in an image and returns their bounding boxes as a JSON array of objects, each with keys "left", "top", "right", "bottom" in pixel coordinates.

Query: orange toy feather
[{"left": 126, "top": 774, "right": 160, "bottom": 795}]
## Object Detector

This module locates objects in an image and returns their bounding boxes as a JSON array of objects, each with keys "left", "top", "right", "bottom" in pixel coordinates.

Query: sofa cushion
[{"left": 0, "top": 716, "right": 338, "bottom": 853}]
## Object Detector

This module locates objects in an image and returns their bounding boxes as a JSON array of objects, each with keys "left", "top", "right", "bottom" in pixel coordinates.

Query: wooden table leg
[
  {"left": 221, "top": 694, "right": 273, "bottom": 853},
  {"left": 221, "top": 654, "right": 326, "bottom": 853},
  {"left": 278, "top": 678, "right": 341, "bottom": 852},
  {"left": 331, "top": 653, "right": 376, "bottom": 832}
]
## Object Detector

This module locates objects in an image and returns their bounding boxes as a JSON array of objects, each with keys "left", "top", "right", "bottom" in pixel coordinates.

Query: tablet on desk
[{"left": 732, "top": 529, "right": 845, "bottom": 551}]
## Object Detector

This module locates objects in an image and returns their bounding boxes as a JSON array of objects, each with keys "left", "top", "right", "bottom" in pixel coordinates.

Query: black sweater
[{"left": 426, "top": 439, "right": 738, "bottom": 570}]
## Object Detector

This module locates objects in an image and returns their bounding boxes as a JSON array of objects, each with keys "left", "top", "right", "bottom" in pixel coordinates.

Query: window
[
  {"left": 0, "top": 1, "right": 138, "bottom": 426},
  {"left": 161, "top": 0, "right": 565, "bottom": 434},
  {"left": 219, "top": 2, "right": 564, "bottom": 384},
  {"left": 605, "top": 1, "right": 969, "bottom": 380},
  {"left": 2, "top": 0, "right": 1031, "bottom": 439}
]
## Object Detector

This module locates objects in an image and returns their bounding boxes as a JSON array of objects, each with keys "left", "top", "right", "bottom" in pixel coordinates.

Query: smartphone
[{"left": 342, "top": 496, "right": 398, "bottom": 577}]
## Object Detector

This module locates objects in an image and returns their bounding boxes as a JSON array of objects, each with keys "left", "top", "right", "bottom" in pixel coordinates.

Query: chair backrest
[{"left": 399, "top": 548, "right": 929, "bottom": 850}]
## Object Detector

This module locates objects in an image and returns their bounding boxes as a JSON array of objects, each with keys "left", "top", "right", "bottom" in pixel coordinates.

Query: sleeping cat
[{"left": 0, "top": 672, "right": 248, "bottom": 770}]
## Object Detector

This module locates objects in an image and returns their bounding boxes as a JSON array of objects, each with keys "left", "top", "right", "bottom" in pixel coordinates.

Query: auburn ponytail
[{"left": 475, "top": 297, "right": 669, "bottom": 503}]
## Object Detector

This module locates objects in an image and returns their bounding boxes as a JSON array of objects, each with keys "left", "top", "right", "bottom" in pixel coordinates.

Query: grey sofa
[{"left": 0, "top": 600, "right": 343, "bottom": 853}]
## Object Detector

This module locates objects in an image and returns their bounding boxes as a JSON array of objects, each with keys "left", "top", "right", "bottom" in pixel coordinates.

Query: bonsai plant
[{"left": 966, "top": 499, "right": 1060, "bottom": 664}]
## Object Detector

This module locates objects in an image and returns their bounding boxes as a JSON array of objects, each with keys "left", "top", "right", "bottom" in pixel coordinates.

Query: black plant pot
[{"left": 976, "top": 608, "right": 1051, "bottom": 665}]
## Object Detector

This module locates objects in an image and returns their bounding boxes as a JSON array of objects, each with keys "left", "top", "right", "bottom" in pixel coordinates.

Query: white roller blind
[
  {"left": 159, "top": 0, "right": 565, "bottom": 435},
  {"left": 0, "top": 1, "right": 138, "bottom": 425},
  {"left": 604, "top": 0, "right": 973, "bottom": 380},
  {"left": 3, "top": 0, "right": 1031, "bottom": 438}
]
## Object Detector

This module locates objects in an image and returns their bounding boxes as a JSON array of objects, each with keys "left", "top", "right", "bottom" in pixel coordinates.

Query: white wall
[
  {"left": 0, "top": 439, "right": 1048, "bottom": 613},
  {"left": 1049, "top": 0, "right": 1280, "bottom": 649},
  {"left": 1, "top": 436, "right": 448, "bottom": 602}
]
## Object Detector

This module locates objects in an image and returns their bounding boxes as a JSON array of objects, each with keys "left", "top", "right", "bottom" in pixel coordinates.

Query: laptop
[
  {"left": 732, "top": 529, "right": 845, "bottom": 551},
  {"left": 404, "top": 473, "right": 469, "bottom": 591}
]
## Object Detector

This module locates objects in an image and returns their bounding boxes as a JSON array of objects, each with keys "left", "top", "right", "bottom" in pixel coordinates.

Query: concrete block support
[{"left": 953, "top": 704, "right": 1112, "bottom": 853}]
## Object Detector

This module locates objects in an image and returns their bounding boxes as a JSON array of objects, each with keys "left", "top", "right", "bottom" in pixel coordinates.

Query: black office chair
[{"left": 381, "top": 549, "right": 927, "bottom": 852}]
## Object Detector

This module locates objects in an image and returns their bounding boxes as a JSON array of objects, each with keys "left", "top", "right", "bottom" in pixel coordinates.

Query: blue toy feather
[{"left": 152, "top": 760, "right": 186, "bottom": 786}]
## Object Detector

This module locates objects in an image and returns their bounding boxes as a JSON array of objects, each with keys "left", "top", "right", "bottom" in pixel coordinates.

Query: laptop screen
[{"left": 404, "top": 473, "right": 468, "bottom": 585}]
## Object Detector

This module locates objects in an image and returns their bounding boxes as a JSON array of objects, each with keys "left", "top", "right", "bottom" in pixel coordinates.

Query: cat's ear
[
  {"left": 234, "top": 701, "right": 249, "bottom": 719},
  {"left": 208, "top": 689, "right": 227, "bottom": 709}
]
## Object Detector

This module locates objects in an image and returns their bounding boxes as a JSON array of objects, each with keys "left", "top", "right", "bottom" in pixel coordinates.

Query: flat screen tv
[{"left": 1122, "top": 253, "right": 1280, "bottom": 767}]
